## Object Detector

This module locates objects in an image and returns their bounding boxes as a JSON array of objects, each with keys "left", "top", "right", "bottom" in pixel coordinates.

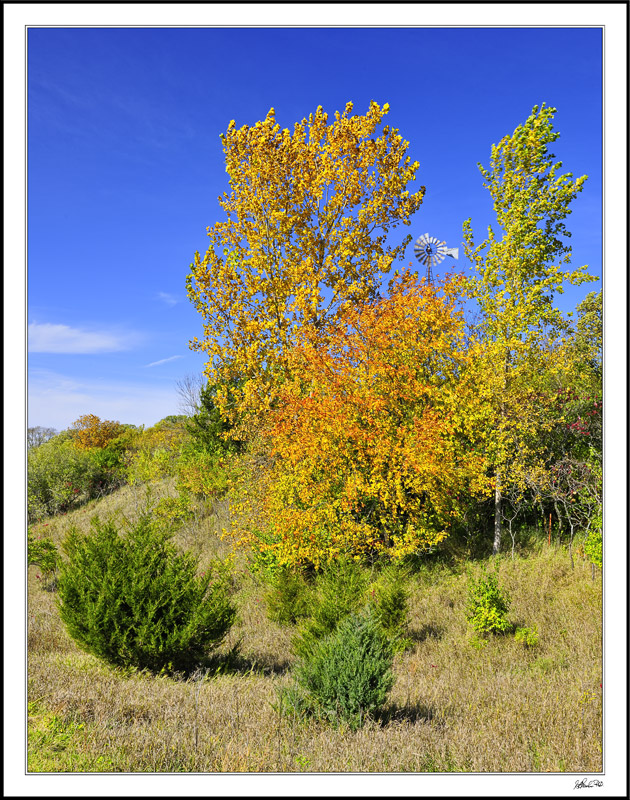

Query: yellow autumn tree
[
  {"left": 186, "top": 101, "right": 425, "bottom": 420},
  {"left": 462, "top": 104, "right": 596, "bottom": 553},
  {"left": 230, "top": 272, "right": 491, "bottom": 568}
]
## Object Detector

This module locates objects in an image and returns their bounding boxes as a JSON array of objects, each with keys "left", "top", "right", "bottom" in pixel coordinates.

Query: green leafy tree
[
  {"left": 125, "top": 421, "right": 186, "bottom": 486},
  {"left": 528, "top": 296, "right": 602, "bottom": 551},
  {"left": 543, "top": 292, "right": 602, "bottom": 467},
  {"left": 88, "top": 426, "right": 141, "bottom": 487},
  {"left": 69, "top": 414, "right": 127, "bottom": 450},
  {"left": 463, "top": 104, "right": 596, "bottom": 553}
]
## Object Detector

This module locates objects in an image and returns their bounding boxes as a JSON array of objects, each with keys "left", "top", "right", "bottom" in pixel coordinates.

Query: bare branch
[{"left": 175, "top": 373, "right": 206, "bottom": 417}]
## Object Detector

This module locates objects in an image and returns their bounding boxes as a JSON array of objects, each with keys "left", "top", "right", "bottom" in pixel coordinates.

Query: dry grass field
[{"left": 27, "top": 481, "right": 602, "bottom": 774}]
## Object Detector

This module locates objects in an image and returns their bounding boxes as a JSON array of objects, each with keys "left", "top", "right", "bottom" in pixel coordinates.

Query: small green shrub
[
  {"left": 153, "top": 492, "right": 195, "bottom": 524},
  {"left": 369, "top": 564, "right": 412, "bottom": 651},
  {"left": 88, "top": 446, "right": 127, "bottom": 486},
  {"left": 292, "top": 556, "right": 368, "bottom": 658},
  {"left": 291, "top": 607, "right": 395, "bottom": 730},
  {"left": 265, "top": 565, "right": 312, "bottom": 626},
  {"left": 469, "top": 633, "right": 488, "bottom": 650},
  {"left": 126, "top": 447, "right": 174, "bottom": 485},
  {"left": 176, "top": 448, "right": 230, "bottom": 499},
  {"left": 56, "top": 512, "right": 236, "bottom": 673},
  {"left": 584, "top": 519, "right": 602, "bottom": 569},
  {"left": 531, "top": 656, "right": 560, "bottom": 674},
  {"left": 28, "top": 531, "right": 59, "bottom": 576},
  {"left": 465, "top": 563, "right": 512, "bottom": 634},
  {"left": 514, "top": 625, "right": 539, "bottom": 648},
  {"left": 247, "top": 528, "right": 284, "bottom": 581}
]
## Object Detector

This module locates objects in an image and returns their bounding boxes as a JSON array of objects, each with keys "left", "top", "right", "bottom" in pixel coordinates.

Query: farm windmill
[{"left": 413, "top": 233, "right": 459, "bottom": 283}]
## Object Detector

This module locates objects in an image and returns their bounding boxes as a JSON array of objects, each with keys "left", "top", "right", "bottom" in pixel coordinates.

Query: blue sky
[{"left": 27, "top": 25, "right": 604, "bottom": 431}]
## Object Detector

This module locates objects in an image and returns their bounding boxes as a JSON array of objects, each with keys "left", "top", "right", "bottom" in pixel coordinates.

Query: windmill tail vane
[{"left": 413, "top": 233, "right": 458, "bottom": 283}]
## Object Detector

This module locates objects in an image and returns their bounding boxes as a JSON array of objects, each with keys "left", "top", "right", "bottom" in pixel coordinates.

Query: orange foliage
[
  {"left": 70, "top": 414, "right": 126, "bottom": 451},
  {"left": 236, "top": 273, "right": 490, "bottom": 567}
]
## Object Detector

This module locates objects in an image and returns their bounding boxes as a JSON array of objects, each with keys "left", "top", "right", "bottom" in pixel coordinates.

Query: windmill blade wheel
[{"left": 414, "top": 233, "right": 451, "bottom": 279}]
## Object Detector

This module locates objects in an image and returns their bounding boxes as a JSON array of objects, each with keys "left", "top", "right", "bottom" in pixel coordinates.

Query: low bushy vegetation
[
  {"left": 369, "top": 563, "right": 413, "bottom": 651},
  {"left": 26, "top": 393, "right": 603, "bottom": 773},
  {"left": 287, "top": 607, "right": 395, "bottom": 730},
  {"left": 57, "top": 511, "right": 236, "bottom": 674},
  {"left": 265, "top": 557, "right": 413, "bottom": 659},
  {"left": 584, "top": 518, "right": 603, "bottom": 570},
  {"left": 27, "top": 435, "right": 118, "bottom": 521},
  {"left": 292, "top": 556, "right": 370, "bottom": 659},
  {"left": 465, "top": 563, "right": 513, "bottom": 635},
  {"left": 27, "top": 530, "right": 59, "bottom": 577},
  {"left": 263, "top": 564, "right": 312, "bottom": 626},
  {"left": 514, "top": 625, "right": 540, "bottom": 648},
  {"left": 27, "top": 484, "right": 603, "bottom": 773}
]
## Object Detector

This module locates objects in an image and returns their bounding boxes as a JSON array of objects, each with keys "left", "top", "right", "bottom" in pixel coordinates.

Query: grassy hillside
[{"left": 27, "top": 480, "right": 602, "bottom": 773}]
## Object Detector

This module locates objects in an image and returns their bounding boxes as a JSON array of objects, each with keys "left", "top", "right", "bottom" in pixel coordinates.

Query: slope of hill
[{"left": 27, "top": 480, "right": 602, "bottom": 773}]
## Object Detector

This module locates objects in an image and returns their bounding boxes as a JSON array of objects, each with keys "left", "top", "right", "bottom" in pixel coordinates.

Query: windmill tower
[{"left": 413, "top": 233, "right": 459, "bottom": 283}]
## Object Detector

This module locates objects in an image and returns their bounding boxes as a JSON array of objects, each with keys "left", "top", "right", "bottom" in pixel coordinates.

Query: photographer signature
[{"left": 574, "top": 778, "right": 603, "bottom": 789}]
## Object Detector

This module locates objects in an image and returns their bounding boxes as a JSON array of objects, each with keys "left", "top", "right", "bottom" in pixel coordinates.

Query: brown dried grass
[{"left": 27, "top": 483, "right": 602, "bottom": 773}]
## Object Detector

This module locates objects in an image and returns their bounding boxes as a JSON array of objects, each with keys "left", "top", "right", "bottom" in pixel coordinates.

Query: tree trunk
[
  {"left": 552, "top": 498, "right": 563, "bottom": 546},
  {"left": 568, "top": 521, "right": 575, "bottom": 569},
  {"left": 493, "top": 471, "right": 502, "bottom": 555}
]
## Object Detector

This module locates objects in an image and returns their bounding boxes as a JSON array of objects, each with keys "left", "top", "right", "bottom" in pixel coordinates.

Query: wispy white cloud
[
  {"left": 28, "top": 322, "right": 132, "bottom": 354},
  {"left": 157, "top": 292, "right": 179, "bottom": 306},
  {"left": 29, "top": 68, "right": 197, "bottom": 165},
  {"left": 28, "top": 369, "right": 181, "bottom": 430},
  {"left": 144, "top": 355, "right": 183, "bottom": 368}
]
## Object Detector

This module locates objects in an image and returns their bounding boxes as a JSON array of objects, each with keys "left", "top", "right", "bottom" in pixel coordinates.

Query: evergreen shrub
[
  {"left": 369, "top": 564, "right": 412, "bottom": 651},
  {"left": 291, "top": 607, "right": 395, "bottom": 730},
  {"left": 264, "top": 565, "right": 312, "bottom": 626},
  {"left": 292, "top": 556, "right": 368, "bottom": 658},
  {"left": 57, "top": 512, "right": 236, "bottom": 673}
]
